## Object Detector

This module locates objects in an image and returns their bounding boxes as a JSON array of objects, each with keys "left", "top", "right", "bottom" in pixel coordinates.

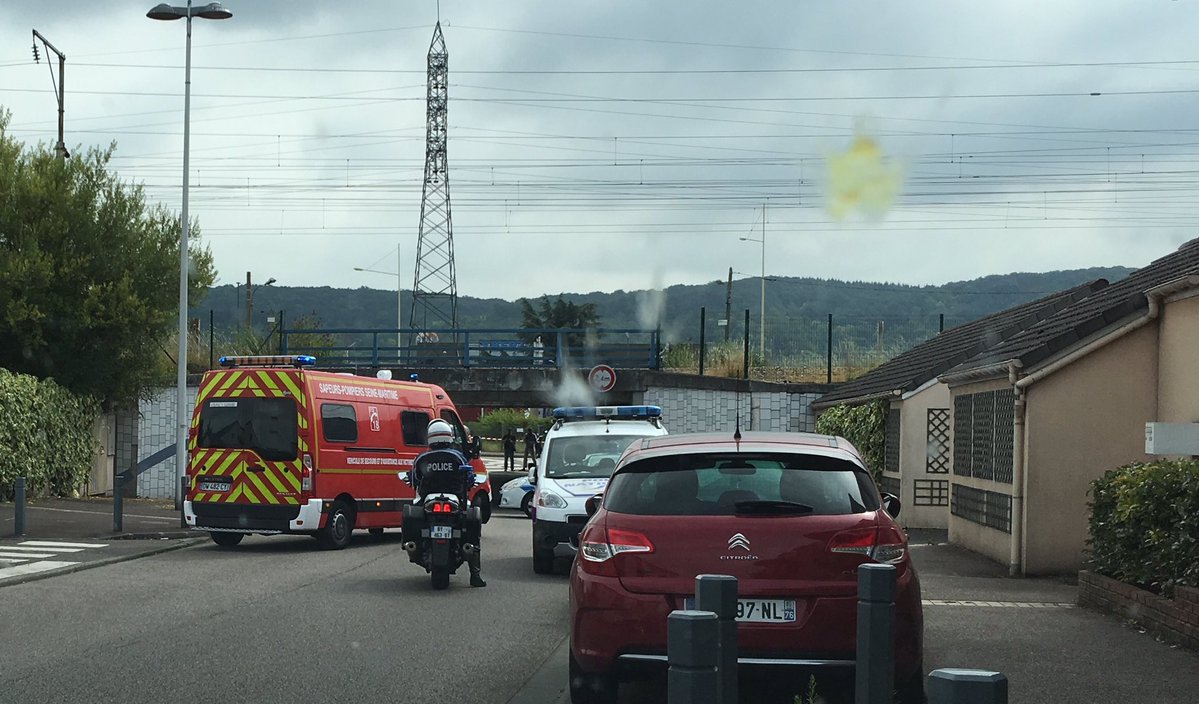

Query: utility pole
[
  {"left": 759, "top": 202, "right": 766, "bottom": 359},
  {"left": 724, "top": 267, "right": 733, "bottom": 342},
  {"left": 31, "top": 30, "right": 68, "bottom": 160},
  {"left": 245, "top": 271, "right": 252, "bottom": 329}
]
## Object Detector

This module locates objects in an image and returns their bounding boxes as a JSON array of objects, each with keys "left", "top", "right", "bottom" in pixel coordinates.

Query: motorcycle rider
[{"left": 408, "top": 419, "right": 487, "bottom": 587}]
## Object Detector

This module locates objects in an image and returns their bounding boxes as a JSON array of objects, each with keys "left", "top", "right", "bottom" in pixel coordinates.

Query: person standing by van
[
  {"left": 523, "top": 428, "right": 538, "bottom": 469},
  {"left": 502, "top": 430, "right": 517, "bottom": 471}
]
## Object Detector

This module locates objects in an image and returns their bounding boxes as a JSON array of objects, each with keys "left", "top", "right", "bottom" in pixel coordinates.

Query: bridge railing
[{"left": 277, "top": 327, "right": 662, "bottom": 370}]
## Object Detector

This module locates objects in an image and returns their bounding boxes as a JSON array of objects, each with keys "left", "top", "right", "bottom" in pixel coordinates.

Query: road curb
[
  {"left": 505, "top": 634, "right": 569, "bottom": 704},
  {"left": 109, "top": 531, "right": 196, "bottom": 540},
  {"left": 0, "top": 537, "right": 206, "bottom": 589}
]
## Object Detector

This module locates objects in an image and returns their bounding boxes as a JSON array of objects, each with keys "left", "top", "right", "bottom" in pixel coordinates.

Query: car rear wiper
[{"left": 733, "top": 500, "right": 814, "bottom": 515}]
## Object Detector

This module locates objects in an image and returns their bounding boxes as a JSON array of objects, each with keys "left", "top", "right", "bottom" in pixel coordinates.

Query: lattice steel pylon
[{"left": 409, "top": 22, "right": 457, "bottom": 337}]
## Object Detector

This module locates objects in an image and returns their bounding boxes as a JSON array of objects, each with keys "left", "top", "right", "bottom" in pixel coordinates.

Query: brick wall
[
  {"left": 645, "top": 386, "right": 820, "bottom": 435},
  {"left": 1078, "top": 570, "right": 1199, "bottom": 651}
]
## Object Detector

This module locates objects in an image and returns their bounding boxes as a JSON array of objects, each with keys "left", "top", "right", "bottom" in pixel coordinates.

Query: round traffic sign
[{"left": 587, "top": 365, "right": 617, "bottom": 393}]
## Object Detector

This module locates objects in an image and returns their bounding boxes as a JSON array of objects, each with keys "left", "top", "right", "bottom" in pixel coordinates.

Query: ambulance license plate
[
  {"left": 199, "top": 479, "right": 230, "bottom": 492},
  {"left": 684, "top": 597, "right": 796, "bottom": 623},
  {"left": 430, "top": 525, "right": 453, "bottom": 539}
]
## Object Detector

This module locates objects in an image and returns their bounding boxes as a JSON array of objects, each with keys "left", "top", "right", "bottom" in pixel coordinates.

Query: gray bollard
[
  {"left": 928, "top": 669, "right": 1007, "bottom": 704},
  {"left": 180, "top": 475, "right": 189, "bottom": 528},
  {"left": 113, "top": 473, "right": 124, "bottom": 533},
  {"left": 667, "top": 610, "right": 720, "bottom": 704},
  {"left": 855, "top": 563, "right": 896, "bottom": 704},
  {"left": 695, "top": 574, "right": 738, "bottom": 704},
  {"left": 14, "top": 476, "right": 26, "bottom": 537}
]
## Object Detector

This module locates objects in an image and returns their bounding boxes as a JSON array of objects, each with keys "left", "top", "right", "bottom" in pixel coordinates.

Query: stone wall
[
  {"left": 135, "top": 385, "right": 199, "bottom": 499},
  {"left": 644, "top": 386, "right": 821, "bottom": 435},
  {"left": 1079, "top": 570, "right": 1199, "bottom": 652}
]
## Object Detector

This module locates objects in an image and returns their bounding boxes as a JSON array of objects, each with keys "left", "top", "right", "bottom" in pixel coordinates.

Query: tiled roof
[
  {"left": 948, "top": 238, "right": 1199, "bottom": 377},
  {"left": 813, "top": 279, "right": 1109, "bottom": 407}
]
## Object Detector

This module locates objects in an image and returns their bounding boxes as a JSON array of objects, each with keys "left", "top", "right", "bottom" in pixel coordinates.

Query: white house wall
[{"left": 898, "top": 382, "right": 952, "bottom": 529}]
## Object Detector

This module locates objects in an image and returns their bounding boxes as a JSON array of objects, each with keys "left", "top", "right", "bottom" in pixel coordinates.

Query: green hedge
[
  {"left": 0, "top": 368, "right": 99, "bottom": 500},
  {"left": 814, "top": 400, "right": 886, "bottom": 481},
  {"left": 1088, "top": 459, "right": 1199, "bottom": 595}
]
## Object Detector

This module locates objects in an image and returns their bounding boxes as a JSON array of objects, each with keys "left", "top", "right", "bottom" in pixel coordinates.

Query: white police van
[{"left": 530, "top": 405, "right": 667, "bottom": 573}]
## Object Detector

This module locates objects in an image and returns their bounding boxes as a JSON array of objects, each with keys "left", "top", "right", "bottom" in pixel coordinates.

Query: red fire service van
[{"left": 183, "top": 355, "right": 491, "bottom": 549}]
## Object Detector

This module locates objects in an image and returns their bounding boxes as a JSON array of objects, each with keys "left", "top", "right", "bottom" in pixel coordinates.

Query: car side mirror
[
  {"left": 397, "top": 471, "right": 410, "bottom": 483},
  {"left": 881, "top": 493, "right": 902, "bottom": 519},
  {"left": 527, "top": 467, "right": 537, "bottom": 485},
  {"left": 585, "top": 493, "right": 604, "bottom": 516}
]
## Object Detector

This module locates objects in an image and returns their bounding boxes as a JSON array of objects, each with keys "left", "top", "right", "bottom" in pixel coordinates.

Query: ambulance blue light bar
[
  {"left": 218, "top": 355, "right": 317, "bottom": 368},
  {"left": 553, "top": 405, "right": 662, "bottom": 421}
]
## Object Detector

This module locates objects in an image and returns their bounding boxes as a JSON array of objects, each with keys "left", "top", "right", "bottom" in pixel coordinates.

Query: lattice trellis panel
[
  {"left": 884, "top": 408, "right": 901, "bottom": 474},
  {"left": 926, "top": 408, "right": 950, "bottom": 473},
  {"left": 971, "top": 391, "right": 996, "bottom": 481},
  {"left": 953, "top": 394, "right": 972, "bottom": 477},
  {"left": 993, "top": 389, "right": 1016, "bottom": 484},
  {"left": 914, "top": 479, "right": 949, "bottom": 506}
]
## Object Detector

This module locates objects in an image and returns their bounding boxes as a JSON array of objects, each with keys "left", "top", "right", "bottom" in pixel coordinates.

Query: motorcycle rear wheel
[{"left": 431, "top": 567, "right": 451, "bottom": 590}]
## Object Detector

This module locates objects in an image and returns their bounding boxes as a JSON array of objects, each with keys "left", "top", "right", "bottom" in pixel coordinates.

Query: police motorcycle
[{"left": 398, "top": 420, "right": 486, "bottom": 590}]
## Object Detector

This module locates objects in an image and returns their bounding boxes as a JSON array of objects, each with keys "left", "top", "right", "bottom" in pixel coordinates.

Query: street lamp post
[
  {"left": 740, "top": 202, "right": 767, "bottom": 360},
  {"left": 354, "top": 245, "right": 403, "bottom": 348},
  {"left": 147, "top": 1, "right": 232, "bottom": 511}
]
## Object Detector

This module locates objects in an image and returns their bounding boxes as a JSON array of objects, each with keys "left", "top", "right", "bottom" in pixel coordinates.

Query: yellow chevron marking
[
  {"left": 278, "top": 373, "right": 304, "bottom": 405},
  {"left": 218, "top": 371, "right": 242, "bottom": 393},
  {"left": 212, "top": 453, "right": 240, "bottom": 477},
  {"left": 262, "top": 466, "right": 289, "bottom": 494},
  {"left": 246, "top": 471, "right": 279, "bottom": 505},
  {"left": 256, "top": 371, "right": 282, "bottom": 393},
  {"left": 282, "top": 465, "right": 302, "bottom": 493},
  {"left": 223, "top": 484, "right": 243, "bottom": 503},
  {"left": 194, "top": 491, "right": 207, "bottom": 502}
]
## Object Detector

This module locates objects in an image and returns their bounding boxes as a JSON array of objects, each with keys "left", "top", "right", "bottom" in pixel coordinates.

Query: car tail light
[
  {"left": 301, "top": 454, "right": 313, "bottom": 492},
  {"left": 828, "top": 524, "right": 907, "bottom": 564},
  {"left": 579, "top": 523, "right": 654, "bottom": 577}
]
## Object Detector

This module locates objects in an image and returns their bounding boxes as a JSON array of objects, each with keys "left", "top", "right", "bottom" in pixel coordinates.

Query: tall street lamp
[
  {"left": 147, "top": 1, "right": 233, "bottom": 511},
  {"left": 740, "top": 202, "right": 767, "bottom": 359},
  {"left": 354, "top": 245, "right": 404, "bottom": 337}
]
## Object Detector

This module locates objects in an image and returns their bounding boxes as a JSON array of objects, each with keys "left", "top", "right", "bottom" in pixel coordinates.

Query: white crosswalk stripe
[{"left": 0, "top": 541, "right": 109, "bottom": 584}]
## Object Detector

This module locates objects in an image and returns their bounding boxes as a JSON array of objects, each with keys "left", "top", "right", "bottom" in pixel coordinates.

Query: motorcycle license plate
[
  {"left": 684, "top": 597, "right": 796, "bottom": 623},
  {"left": 429, "top": 525, "right": 453, "bottom": 539},
  {"left": 199, "top": 479, "right": 230, "bottom": 492}
]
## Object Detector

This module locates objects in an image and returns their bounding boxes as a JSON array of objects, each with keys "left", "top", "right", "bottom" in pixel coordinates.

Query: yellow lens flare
[{"left": 824, "top": 132, "right": 903, "bottom": 220}]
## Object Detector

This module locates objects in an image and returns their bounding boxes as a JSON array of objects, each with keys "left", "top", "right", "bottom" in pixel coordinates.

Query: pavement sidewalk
[
  {"left": 506, "top": 529, "right": 1199, "bottom": 704},
  {"left": 0, "top": 497, "right": 204, "bottom": 589}
]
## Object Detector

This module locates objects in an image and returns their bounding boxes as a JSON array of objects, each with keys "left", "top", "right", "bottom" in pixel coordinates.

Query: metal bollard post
[
  {"left": 855, "top": 563, "right": 896, "bottom": 704},
  {"left": 667, "top": 610, "right": 719, "bottom": 704},
  {"left": 14, "top": 476, "right": 26, "bottom": 537},
  {"left": 695, "top": 574, "right": 738, "bottom": 704},
  {"left": 928, "top": 669, "right": 1007, "bottom": 704},
  {"left": 113, "top": 473, "right": 124, "bottom": 533},
  {"left": 180, "top": 475, "right": 188, "bottom": 528}
]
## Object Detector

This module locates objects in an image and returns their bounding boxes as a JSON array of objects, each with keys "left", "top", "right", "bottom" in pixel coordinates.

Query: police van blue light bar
[
  {"left": 553, "top": 405, "right": 663, "bottom": 421},
  {"left": 218, "top": 355, "right": 317, "bottom": 368}
]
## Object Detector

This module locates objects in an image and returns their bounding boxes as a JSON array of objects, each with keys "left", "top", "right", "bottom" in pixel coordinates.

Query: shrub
[
  {"left": 1088, "top": 459, "right": 1199, "bottom": 595},
  {"left": 0, "top": 368, "right": 99, "bottom": 499},
  {"left": 471, "top": 408, "right": 553, "bottom": 439},
  {"left": 814, "top": 400, "right": 886, "bottom": 481}
]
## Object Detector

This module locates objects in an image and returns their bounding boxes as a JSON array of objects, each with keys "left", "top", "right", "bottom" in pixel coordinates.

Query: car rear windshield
[
  {"left": 545, "top": 434, "right": 643, "bottom": 479},
  {"left": 604, "top": 452, "right": 879, "bottom": 516},
  {"left": 197, "top": 397, "right": 298, "bottom": 461}
]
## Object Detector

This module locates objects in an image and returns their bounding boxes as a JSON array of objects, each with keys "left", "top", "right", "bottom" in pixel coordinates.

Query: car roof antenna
[{"left": 734, "top": 384, "right": 743, "bottom": 444}]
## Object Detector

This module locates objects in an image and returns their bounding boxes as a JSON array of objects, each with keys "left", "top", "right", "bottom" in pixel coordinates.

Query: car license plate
[
  {"left": 429, "top": 525, "right": 453, "bottom": 539},
  {"left": 685, "top": 597, "right": 796, "bottom": 623},
  {"left": 199, "top": 479, "right": 230, "bottom": 492}
]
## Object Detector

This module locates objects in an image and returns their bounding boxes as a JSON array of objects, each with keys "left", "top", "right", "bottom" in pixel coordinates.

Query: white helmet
[{"left": 426, "top": 419, "right": 454, "bottom": 447}]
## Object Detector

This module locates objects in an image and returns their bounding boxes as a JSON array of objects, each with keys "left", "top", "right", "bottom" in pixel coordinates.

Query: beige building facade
[{"left": 941, "top": 254, "right": 1199, "bottom": 575}]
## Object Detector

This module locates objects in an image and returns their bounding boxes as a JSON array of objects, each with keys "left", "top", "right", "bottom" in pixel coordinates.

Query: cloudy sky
[{"left": 2, "top": 0, "right": 1198, "bottom": 301}]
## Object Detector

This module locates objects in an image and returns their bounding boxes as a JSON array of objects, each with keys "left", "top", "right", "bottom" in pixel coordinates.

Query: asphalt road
[{"left": 0, "top": 509, "right": 567, "bottom": 704}]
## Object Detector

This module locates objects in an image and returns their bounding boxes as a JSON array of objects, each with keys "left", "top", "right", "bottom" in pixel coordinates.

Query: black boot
[{"left": 467, "top": 551, "right": 486, "bottom": 588}]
